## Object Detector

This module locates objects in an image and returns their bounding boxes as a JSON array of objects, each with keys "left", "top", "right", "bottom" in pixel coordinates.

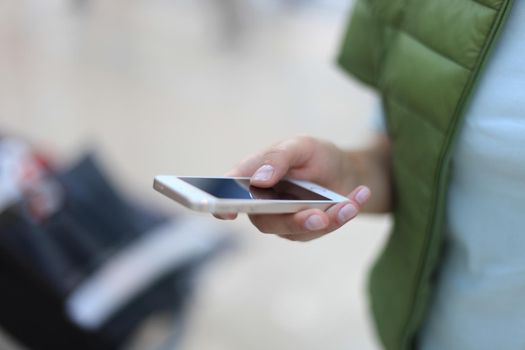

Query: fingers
[
  {"left": 324, "top": 185, "right": 370, "bottom": 229},
  {"left": 213, "top": 213, "right": 238, "bottom": 220},
  {"left": 213, "top": 185, "right": 371, "bottom": 241},
  {"left": 248, "top": 185, "right": 371, "bottom": 239},
  {"left": 248, "top": 208, "right": 329, "bottom": 236},
  {"left": 227, "top": 137, "right": 316, "bottom": 187}
]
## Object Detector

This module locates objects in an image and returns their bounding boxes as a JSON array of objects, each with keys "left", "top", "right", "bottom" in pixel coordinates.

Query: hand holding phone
[
  {"left": 218, "top": 136, "right": 371, "bottom": 241},
  {"left": 154, "top": 136, "right": 372, "bottom": 242},
  {"left": 153, "top": 176, "right": 348, "bottom": 214}
]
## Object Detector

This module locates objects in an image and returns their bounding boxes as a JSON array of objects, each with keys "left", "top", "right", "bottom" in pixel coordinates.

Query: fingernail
[
  {"left": 252, "top": 165, "right": 274, "bottom": 182},
  {"left": 337, "top": 203, "right": 358, "bottom": 224},
  {"left": 305, "top": 215, "right": 326, "bottom": 231},
  {"left": 355, "top": 186, "right": 371, "bottom": 205}
]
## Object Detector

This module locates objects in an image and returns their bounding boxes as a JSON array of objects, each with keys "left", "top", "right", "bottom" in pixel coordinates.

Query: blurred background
[{"left": 0, "top": 0, "right": 391, "bottom": 349}]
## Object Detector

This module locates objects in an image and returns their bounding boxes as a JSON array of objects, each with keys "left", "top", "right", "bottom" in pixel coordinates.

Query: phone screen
[{"left": 179, "top": 177, "right": 330, "bottom": 201}]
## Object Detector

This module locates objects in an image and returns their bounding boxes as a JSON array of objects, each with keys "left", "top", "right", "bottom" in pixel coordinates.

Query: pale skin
[{"left": 217, "top": 133, "right": 393, "bottom": 242}]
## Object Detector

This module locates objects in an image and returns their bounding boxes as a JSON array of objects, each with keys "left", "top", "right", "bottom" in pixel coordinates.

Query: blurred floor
[{"left": 0, "top": 0, "right": 389, "bottom": 349}]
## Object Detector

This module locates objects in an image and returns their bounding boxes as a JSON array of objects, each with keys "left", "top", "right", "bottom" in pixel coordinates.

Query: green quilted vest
[{"left": 337, "top": 0, "right": 514, "bottom": 349}]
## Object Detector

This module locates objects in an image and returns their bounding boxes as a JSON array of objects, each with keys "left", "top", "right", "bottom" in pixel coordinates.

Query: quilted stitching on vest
[{"left": 337, "top": 0, "right": 513, "bottom": 349}]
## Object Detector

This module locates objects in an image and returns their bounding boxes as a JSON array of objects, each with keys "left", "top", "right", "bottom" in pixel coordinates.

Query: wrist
[{"left": 341, "top": 138, "right": 392, "bottom": 213}]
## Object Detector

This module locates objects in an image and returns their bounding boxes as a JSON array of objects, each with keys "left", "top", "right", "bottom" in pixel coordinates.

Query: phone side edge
[
  {"left": 285, "top": 178, "right": 348, "bottom": 202},
  {"left": 153, "top": 176, "right": 211, "bottom": 212}
]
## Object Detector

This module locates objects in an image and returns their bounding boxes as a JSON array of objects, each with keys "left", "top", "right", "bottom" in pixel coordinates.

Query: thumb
[
  {"left": 250, "top": 164, "right": 280, "bottom": 187},
  {"left": 250, "top": 139, "right": 312, "bottom": 188}
]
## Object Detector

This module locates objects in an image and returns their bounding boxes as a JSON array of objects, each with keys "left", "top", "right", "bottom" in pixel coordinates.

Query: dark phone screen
[{"left": 180, "top": 177, "right": 330, "bottom": 201}]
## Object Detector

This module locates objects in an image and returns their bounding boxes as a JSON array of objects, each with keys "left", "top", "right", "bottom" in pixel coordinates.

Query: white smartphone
[{"left": 153, "top": 175, "right": 348, "bottom": 214}]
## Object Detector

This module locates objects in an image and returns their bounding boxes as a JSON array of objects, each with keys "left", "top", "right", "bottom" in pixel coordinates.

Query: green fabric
[{"left": 337, "top": 0, "right": 514, "bottom": 349}]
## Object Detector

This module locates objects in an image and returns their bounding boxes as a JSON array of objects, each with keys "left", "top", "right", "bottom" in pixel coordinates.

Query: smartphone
[{"left": 153, "top": 176, "right": 348, "bottom": 214}]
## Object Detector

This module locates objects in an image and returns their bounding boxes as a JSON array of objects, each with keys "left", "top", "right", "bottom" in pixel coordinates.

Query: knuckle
[
  {"left": 249, "top": 216, "right": 274, "bottom": 234},
  {"left": 261, "top": 148, "right": 286, "bottom": 165},
  {"left": 259, "top": 226, "right": 275, "bottom": 234},
  {"left": 293, "top": 135, "right": 316, "bottom": 149},
  {"left": 284, "top": 217, "right": 301, "bottom": 234}
]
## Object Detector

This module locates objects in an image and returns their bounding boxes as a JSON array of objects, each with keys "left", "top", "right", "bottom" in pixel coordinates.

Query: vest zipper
[{"left": 402, "top": 0, "right": 515, "bottom": 349}]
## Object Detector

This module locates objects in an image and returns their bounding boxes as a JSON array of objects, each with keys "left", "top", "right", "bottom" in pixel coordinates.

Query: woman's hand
[{"left": 216, "top": 135, "right": 390, "bottom": 242}]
